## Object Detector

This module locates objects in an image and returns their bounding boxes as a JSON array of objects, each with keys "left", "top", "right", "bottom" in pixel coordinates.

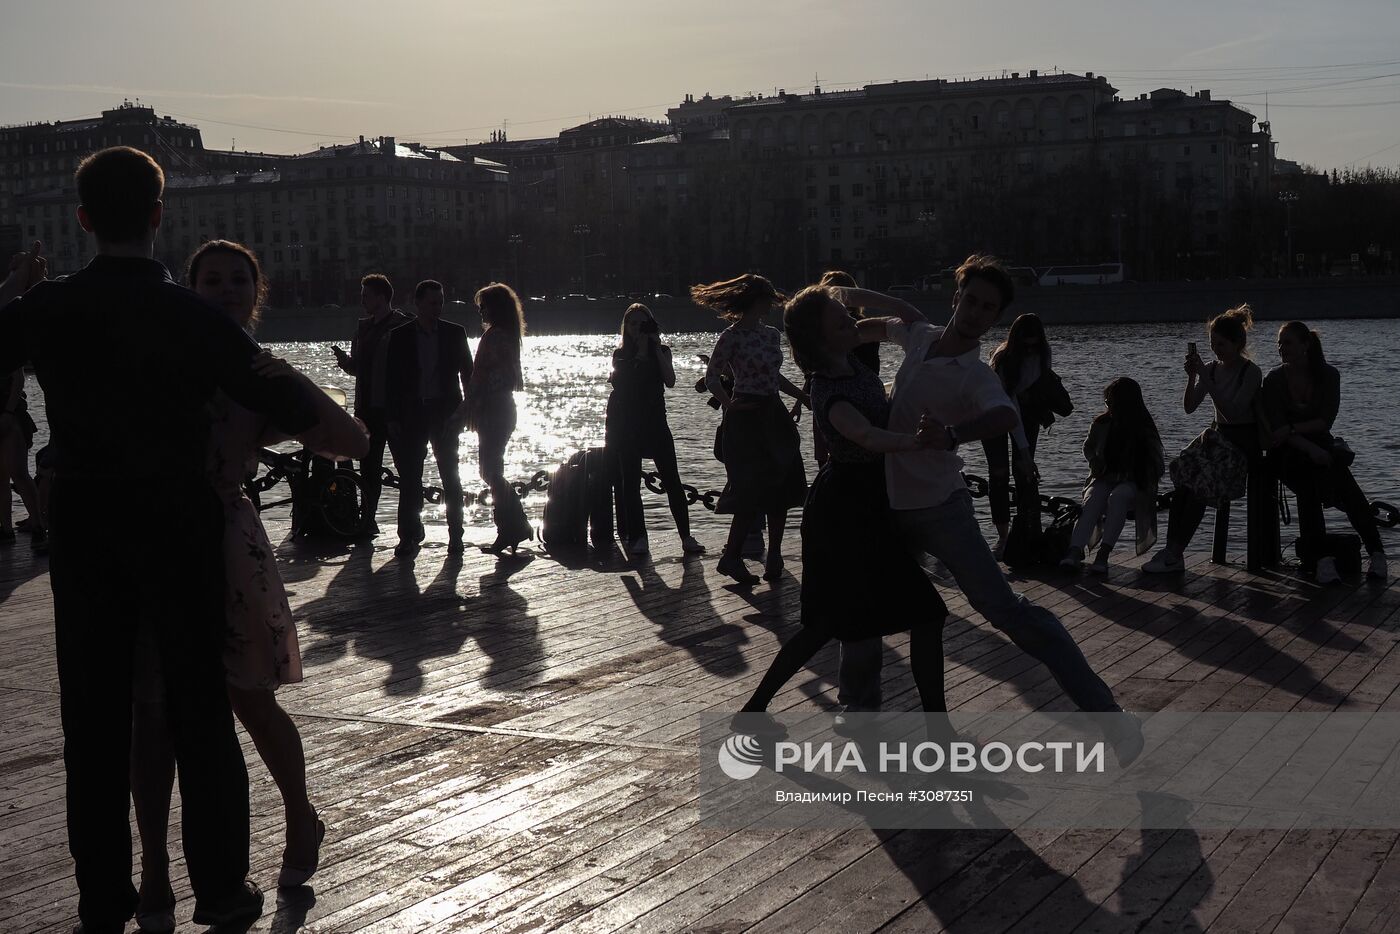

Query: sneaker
[
  {"left": 680, "top": 535, "right": 706, "bottom": 554},
  {"left": 393, "top": 541, "right": 420, "bottom": 558},
  {"left": 1315, "top": 556, "right": 1341, "bottom": 585},
  {"left": 1368, "top": 551, "right": 1389, "bottom": 581},
  {"left": 191, "top": 880, "right": 264, "bottom": 927},
  {"left": 1102, "top": 711, "right": 1145, "bottom": 768},
  {"left": 1143, "top": 549, "right": 1185, "bottom": 574},
  {"left": 1059, "top": 546, "right": 1084, "bottom": 570},
  {"left": 1087, "top": 549, "right": 1110, "bottom": 575}
]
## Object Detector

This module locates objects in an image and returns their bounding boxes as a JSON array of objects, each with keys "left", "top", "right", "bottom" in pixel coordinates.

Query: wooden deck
[{"left": 2, "top": 507, "right": 1399, "bottom": 933}]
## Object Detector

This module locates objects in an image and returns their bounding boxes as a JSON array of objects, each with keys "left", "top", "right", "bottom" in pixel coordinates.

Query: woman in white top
[{"left": 1144, "top": 305, "right": 1265, "bottom": 573}]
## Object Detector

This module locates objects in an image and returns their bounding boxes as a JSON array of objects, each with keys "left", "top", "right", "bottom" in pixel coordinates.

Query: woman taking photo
[
  {"left": 984, "top": 312, "right": 1052, "bottom": 555},
  {"left": 735, "top": 284, "right": 948, "bottom": 724},
  {"left": 606, "top": 303, "right": 704, "bottom": 556},
  {"left": 695, "top": 274, "right": 808, "bottom": 584},
  {"left": 1145, "top": 305, "right": 1266, "bottom": 573},
  {"left": 1061, "top": 377, "right": 1165, "bottom": 574},
  {"left": 1262, "top": 321, "right": 1387, "bottom": 583},
  {"left": 457, "top": 282, "right": 532, "bottom": 555},
  {"left": 131, "top": 241, "right": 366, "bottom": 929},
  {"left": 0, "top": 366, "right": 44, "bottom": 548}
]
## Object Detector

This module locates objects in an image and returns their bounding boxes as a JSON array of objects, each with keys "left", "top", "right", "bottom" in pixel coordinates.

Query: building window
[
  {"left": 830, "top": 227, "right": 841, "bottom": 240},
  {"left": 852, "top": 183, "right": 864, "bottom": 197},
  {"left": 828, "top": 164, "right": 839, "bottom": 177}
]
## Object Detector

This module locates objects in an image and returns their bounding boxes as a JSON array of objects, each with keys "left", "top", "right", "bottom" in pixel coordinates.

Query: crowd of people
[{"left": 0, "top": 144, "right": 1392, "bottom": 933}]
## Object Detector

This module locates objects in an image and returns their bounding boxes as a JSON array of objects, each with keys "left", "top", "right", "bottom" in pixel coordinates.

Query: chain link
[{"left": 248, "top": 455, "right": 1397, "bottom": 532}]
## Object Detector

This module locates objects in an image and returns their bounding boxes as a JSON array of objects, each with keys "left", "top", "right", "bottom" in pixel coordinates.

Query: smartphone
[{"left": 1187, "top": 341, "right": 1198, "bottom": 356}]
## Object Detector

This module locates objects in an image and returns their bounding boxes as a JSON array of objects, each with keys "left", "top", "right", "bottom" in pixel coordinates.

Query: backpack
[
  {"left": 542, "top": 450, "right": 589, "bottom": 548},
  {"left": 583, "top": 447, "right": 615, "bottom": 549}
]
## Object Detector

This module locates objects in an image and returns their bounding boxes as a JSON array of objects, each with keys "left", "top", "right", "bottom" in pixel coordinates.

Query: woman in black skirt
[
  {"left": 696, "top": 274, "right": 809, "bottom": 584},
  {"left": 734, "top": 284, "right": 949, "bottom": 723},
  {"left": 606, "top": 303, "right": 705, "bottom": 557}
]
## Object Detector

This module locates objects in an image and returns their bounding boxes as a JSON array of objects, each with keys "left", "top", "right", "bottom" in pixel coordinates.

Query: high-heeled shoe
[
  {"left": 482, "top": 524, "right": 532, "bottom": 556},
  {"left": 135, "top": 882, "right": 176, "bottom": 934},
  {"left": 278, "top": 813, "right": 326, "bottom": 889}
]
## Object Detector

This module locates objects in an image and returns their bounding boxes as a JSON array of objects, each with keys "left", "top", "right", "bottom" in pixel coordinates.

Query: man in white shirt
[{"left": 845, "top": 255, "right": 1140, "bottom": 761}]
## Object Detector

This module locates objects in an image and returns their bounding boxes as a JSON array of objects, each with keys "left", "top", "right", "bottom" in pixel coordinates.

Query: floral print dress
[{"left": 207, "top": 390, "right": 302, "bottom": 691}]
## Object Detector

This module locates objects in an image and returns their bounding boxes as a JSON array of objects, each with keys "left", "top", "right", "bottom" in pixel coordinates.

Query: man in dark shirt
[
  {"left": 332, "top": 273, "right": 410, "bottom": 537},
  {"left": 384, "top": 279, "right": 474, "bottom": 556},
  {"left": 0, "top": 147, "right": 327, "bottom": 934}
]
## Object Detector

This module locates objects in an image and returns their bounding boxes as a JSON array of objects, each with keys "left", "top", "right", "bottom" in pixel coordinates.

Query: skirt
[
  {"left": 800, "top": 462, "right": 946, "bottom": 641},
  {"left": 715, "top": 393, "right": 807, "bottom": 515}
]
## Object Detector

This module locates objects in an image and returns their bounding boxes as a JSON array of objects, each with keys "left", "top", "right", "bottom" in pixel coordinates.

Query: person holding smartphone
[
  {"left": 606, "top": 303, "right": 704, "bottom": 556},
  {"left": 1145, "top": 305, "right": 1267, "bottom": 574}
]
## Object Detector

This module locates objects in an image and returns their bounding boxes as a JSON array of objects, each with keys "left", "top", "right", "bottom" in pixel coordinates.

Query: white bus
[{"left": 1038, "top": 263, "right": 1126, "bottom": 286}]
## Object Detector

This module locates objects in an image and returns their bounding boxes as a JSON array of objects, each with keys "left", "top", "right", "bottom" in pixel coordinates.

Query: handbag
[
  {"left": 1169, "top": 426, "right": 1247, "bottom": 506},
  {"left": 1330, "top": 437, "right": 1356, "bottom": 469},
  {"left": 1021, "top": 369, "right": 1073, "bottom": 429}
]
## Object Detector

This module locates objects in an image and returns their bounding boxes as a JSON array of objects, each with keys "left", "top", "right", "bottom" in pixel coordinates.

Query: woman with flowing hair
[
  {"left": 606, "top": 303, "right": 705, "bottom": 556},
  {"left": 734, "top": 284, "right": 949, "bottom": 729},
  {"left": 984, "top": 312, "right": 1052, "bottom": 555},
  {"left": 457, "top": 282, "right": 532, "bottom": 554},
  {"left": 1262, "top": 321, "right": 1387, "bottom": 582},
  {"left": 130, "top": 240, "right": 366, "bottom": 930},
  {"left": 1061, "top": 377, "right": 1165, "bottom": 574},
  {"left": 694, "top": 273, "right": 808, "bottom": 584}
]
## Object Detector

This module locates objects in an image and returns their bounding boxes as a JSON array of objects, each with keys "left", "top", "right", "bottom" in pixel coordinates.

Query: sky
[{"left": 2, "top": 0, "right": 1398, "bottom": 170}]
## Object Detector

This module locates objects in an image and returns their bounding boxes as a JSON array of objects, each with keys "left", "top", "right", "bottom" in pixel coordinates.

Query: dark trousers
[
  {"left": 49, "top": 479, "right": 249, "bottom": 928},
  {"left": 477, "top": 400, "right": 531, "bottom": 541},
  {"left": 357, "top": 412, "right": 389, "bottom": 524},
  {"left": 613, "top": 433, "right": 690, "bottom": 542},
  {"left": 1277, "top": 452, "right": 1384, "bottom": 558},
  {"left": 388, "top": 400, "right": 464, "bottom": 545},
  {"left": 982, "top": 422, "right": 1040, "bottom": 528}
]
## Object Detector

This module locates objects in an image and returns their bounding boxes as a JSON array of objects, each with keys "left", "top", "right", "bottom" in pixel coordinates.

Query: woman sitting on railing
[
  {"left": 1145, "top": 304, "right": 1268, "bottom": 573},
  {"left": 1262, "top": 321, "right": 1387, "bottom": 583}
]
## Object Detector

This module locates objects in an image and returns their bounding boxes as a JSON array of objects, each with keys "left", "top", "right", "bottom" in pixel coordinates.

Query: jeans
[
  {"left": 982, "top": 422, "right": 1040, "bottom": 529},
  {"left": 839, "top": 489, "right": 1118, "bottom": 712},
  {"left": 388, "top": 400, "right": 464, "bottom": 545},
  {"left": 1071, "top": 479, "right": 1138, "bottom": 554},
  {"left": 357, "top": 411, "right": 389, "bottom": 524}
]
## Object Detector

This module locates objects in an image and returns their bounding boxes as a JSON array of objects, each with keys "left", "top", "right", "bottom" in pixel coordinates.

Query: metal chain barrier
[{"left": 247, "top": 453, "right": 1396, "bottom": 531}]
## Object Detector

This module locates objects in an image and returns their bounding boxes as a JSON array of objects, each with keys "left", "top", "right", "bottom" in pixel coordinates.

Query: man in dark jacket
[
  {"left": 332, "top": 273, "right": 410, "bottom": 536},
  {"left": 384, "top": 279, "right": 474, "bottom": 555},
  {"left": 0, "top": 147, "right": 339, "bottom": 933}
]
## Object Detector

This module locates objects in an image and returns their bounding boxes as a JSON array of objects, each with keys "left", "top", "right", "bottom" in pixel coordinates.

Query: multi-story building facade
[
  {"left": 710, "top": 71, "right": 1272, "bottom": 283},
  {"left": 14, "top": 134, "right": 508, "bottom": 305},
  {"left": 0, "top": 101, "right": 281, "bottom": 260}
]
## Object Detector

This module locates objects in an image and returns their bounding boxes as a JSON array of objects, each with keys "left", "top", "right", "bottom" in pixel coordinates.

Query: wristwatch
[{"left": 945, "top": 425, "right": 960, "bottom": 450}]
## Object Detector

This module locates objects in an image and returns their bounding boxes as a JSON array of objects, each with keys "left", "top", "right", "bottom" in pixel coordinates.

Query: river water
[{"left": 11, "top": 319, "right": 1400, "bottom": 548}]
